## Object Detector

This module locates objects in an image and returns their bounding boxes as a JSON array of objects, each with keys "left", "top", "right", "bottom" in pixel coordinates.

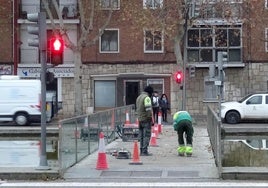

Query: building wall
[
  {"left": 0, "top": 0, "right": 13, "bottom": 63},
  {"left": 223, "top": 140, "right": 268, "bottom": 167},
  {"left": 60, "top": 63, "right": 178, "bottom": 117},
  {"left": 59, "top": 61, "right": 268, "bottom": 118}
]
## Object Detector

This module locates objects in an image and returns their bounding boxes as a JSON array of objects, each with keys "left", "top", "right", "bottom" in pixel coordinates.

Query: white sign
[{"left": 18, "top": 66, "right": 74, "bottom": 78}]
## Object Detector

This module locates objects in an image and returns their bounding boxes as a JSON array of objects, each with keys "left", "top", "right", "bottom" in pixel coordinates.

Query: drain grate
[
  {"left": 100, "top": 171, "right": 161, "bottom": 177},
  {"left": 101, "top": 171, "right": 131, "bottom": 177},
  {"left": 100, "top": 170, "right": 199, "bottom": 178},
  {"left": 130, "top": 171, "right": 162, "bottom": 177},
  {"left": 167, "top": 171, "right": 199, "bottom": 178}
]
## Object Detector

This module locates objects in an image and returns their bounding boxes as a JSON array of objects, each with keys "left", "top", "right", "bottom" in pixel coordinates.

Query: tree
[{"left": 42, "top": 0, "right": 114, "bottom": 116}]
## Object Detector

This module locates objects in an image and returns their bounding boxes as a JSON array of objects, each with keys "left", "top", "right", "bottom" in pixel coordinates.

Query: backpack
[{"left": 152, "top": 96, "right": 159, "bottom": 107}]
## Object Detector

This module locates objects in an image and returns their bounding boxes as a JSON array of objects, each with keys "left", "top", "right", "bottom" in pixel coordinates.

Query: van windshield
[{"left": 238, "top": 94, "right": 253, "bottom": 103}]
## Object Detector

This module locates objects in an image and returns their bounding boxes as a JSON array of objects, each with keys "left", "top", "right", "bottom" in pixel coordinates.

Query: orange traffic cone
[
  {"left": 129, "top": 140, "right": 143, "bottom": 165},
  {"left": 96, "top": 132, "right": 109, "bottom": 170},
  {"left": 154, "top": 124, "right": 159, "bottom": 138},
  {"left": 149, "top": 129, "right": 159, "bottom": 147},
  {"left": 157, "top": 112, "right": 162, "bottom": 134},
  {"left": 125, "top": 110, "right": 130, "bottom": 125}
]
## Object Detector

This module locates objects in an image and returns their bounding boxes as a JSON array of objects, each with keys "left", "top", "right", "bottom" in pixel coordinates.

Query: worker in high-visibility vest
[
  {"left": 136, "top": 85, "right": 154, "bottom": 156},
  {"left": 173, "top": 111, "right": 194, "bottom": 157}
]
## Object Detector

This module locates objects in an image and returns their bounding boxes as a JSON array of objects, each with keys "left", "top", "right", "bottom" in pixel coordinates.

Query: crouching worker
[{"left": 173, "top": 111, "right": 194, "bottom": 157}]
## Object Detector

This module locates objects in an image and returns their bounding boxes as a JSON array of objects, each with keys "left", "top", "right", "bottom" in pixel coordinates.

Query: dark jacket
[{"left": 159, "top": 98, "right": 169, "bottom": 110}]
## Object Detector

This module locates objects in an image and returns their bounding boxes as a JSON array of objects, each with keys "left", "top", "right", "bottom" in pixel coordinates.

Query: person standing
[
  {"left": 136, "top": 85, "right": 154, "bottom": 156},
  {"left": 159, "top": 94, "right": 169, "bottom": 122},
  {"left": 151, "top": 91, "right": 160, "bottom": 123},
  {"left": 173, "top": 111, "right": 194, "bottom": 157}
]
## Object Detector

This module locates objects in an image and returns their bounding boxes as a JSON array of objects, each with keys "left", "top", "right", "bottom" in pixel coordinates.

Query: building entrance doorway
[{"left": 125, "top": 81, "right": 139, "bottom": 106}]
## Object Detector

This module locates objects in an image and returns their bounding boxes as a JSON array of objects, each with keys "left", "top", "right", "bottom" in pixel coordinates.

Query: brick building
[
  {"left": 0, "top": 0, "right": 13, "bottom": 75},
  {"left": 1, "top": 0, "right": 268, "bottom": 119}
]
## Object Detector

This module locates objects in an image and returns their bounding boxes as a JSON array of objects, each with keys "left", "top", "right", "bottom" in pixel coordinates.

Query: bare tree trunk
[{"left": 74, "top": 50, "right": 83, "bottom": 116}]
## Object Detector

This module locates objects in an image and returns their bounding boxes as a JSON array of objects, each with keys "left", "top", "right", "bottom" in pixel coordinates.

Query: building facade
[{"left": 1, "top": 0, "right": 268, "bottom": 118}]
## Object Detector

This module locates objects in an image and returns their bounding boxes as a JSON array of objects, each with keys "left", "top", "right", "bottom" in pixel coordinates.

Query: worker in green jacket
[
  {"left": 173, "top": 111, "right": 194, "bottom": 157},
  {"left": 136, "top": 85, "right": 154, "bottom": 156}
]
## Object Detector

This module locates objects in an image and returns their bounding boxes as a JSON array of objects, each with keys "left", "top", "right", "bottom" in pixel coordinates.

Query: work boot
[
  {"left": 140, "top": 149, "right": 153, "bottom": 156},
  {"left": 185, "top": 145, "right": 192, "bottom": 157},
  {"left": 177, "top": 146, "right": 186, "bottom": 156}
]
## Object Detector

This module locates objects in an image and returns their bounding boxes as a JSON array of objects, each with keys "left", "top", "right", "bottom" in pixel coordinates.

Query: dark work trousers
[
  {"left": 177, "top": 121, "right": 193, "bottom": 146},
  {"left": 152, "top": 107, "right": 159, "bottom": 123},
  {"left": 139, "top": 121, "right": 152, "bottom": 153},
  {"left": 161, "top": 108, "right": 168, "bottom": 122}
]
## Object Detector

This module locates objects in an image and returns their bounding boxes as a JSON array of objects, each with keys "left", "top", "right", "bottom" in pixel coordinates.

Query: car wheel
[
  {"left": 225, "top": 111, "right": 240, "bottom": 124},
  {"left": 14, "top": 113, "right": 28, "bottom": 126}
]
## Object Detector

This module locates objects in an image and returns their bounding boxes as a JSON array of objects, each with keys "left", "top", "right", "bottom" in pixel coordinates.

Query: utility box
[{"left": 122, "top": 124, "right": 139, "bottom": 142}]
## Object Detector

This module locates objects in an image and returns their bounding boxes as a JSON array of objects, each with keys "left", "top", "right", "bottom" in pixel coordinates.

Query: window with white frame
[
  {"left": 143, "top": 0, "right": 163, "bottom": 9},
  {"left": 266, "top": 0, "right": 268, "bottom": 9},
  {"left": 40, "top": 0, "right": 59, "bottom": 19},
  {"left": 195, "top": 0, "right": 243, "bottom": 19},
  {"left": 100, "top": 0, "right": 120, "bottom": 10},
  {"left": 144, "top": 30, "right": 164, "bottom": 53},
  {"left": 100, "top": 29, "right": 119, "bottom": 53},
  {"left": 265, "top": 28, "right": 268, "bottom": 52},
  {"left": 187, "top": 25, "right": 242, "bottom": 64},
  {"left": 147, "top": 79, "right": 164, "bottom": 95}
]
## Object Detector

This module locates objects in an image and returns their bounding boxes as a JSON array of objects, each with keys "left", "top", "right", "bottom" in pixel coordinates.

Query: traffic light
[
  {"left": 27, "top": 12, "right": 46, "bottom": 50},
  {"left": 49, "top": 37, "right": 64, "bottom": 65},
  {"left": 189, "top": 66, "right": 195, "bottom": 78},
  {"left": 174, "top": 71, "right": 183, "bottom": 84},
  {"left": 222, "top": 51, "right": 228, "bottom": 62},
  {"left": 217, "top": 51, "right": 228, "bottom": 84},
  {"left": 217, "top": 51, "right": 228, "bottom": 71}
]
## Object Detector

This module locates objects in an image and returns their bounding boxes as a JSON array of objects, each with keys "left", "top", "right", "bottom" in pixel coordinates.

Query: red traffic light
[
  {"left": 174, "top": 71, "right": 183, "bottom": 84},
  {"left": 51, "top": 38, "right": 64, "bottom": 53},
  {"left": 49, "top": 37, "right": 64, "bottom": 65}
]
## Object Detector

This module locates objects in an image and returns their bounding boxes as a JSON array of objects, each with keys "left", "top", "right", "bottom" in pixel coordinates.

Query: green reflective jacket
[
  {"left": 173, "top": 111, "right": 193, "bottom": 131},
  {"left": 136, "top": 92, "right": 152, "bottom": 122}
]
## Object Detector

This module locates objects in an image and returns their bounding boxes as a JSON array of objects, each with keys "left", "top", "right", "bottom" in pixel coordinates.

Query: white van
[{"left": 0, "top": 76, "right": 41, "bottom": 125}]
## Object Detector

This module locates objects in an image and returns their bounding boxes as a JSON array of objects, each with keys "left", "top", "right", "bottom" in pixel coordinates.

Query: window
[
  {"left": 265, "top": 28, "right": 268, "bottom": 52},
  {"left": 94, "top": 81, "right": 116, "bottom": 108},
  {"left": 187, "top": 25, "right": 242, "bottom": 64},
  {"left": 143, "top": 0, "right": 163, "bottom": 9},
  {"left": 246, "top": 96, "right": 262, "bottom": 105},
  {"left": 147, "top": 79, "right": 164, "bottom": 95},
  {"left": 193, "top": 0, "right": 242, "bottom": 19},
  {"left": 100, "top": 0, "right": 120, "bottom": 10},
  {"left": 40, "top": 0, "right": 59, "bottom": 19},
  {"left": 100, "top": 29, "right": 119, "bottom": 53},
  {"left": 144, "top": 30, "right": 164, "bottom": 53}
]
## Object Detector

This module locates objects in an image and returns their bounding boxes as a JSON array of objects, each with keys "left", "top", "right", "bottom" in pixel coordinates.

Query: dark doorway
[{"left": 125, "top": 81, "right": 139, "bottom": 106}]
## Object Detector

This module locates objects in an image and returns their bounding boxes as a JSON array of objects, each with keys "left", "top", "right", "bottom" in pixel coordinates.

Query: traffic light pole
[
  {"left": 217, "top": 51, "right": 226, "bottom": 119},
  {"left": 182, "top": 5, "right": 190, "bottom": 111},
  {"left": 38, "top": 12, "right": 49, "bottom": 170},
  {"left": 27, "top": 12, "right": 49, "bottom": 169}
]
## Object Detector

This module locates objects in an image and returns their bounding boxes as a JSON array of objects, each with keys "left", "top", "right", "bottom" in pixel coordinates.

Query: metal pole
[
  {"left": 37, "top": 12, "right": 49, "bottom": 170},
  {"left": 182, "top": 4, "right": 189, "bottom": 111}
]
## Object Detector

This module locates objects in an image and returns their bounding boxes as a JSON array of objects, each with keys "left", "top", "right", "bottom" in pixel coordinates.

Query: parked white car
[{"left": 220, "top": 93, "right": 268, "bottom": 124}]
